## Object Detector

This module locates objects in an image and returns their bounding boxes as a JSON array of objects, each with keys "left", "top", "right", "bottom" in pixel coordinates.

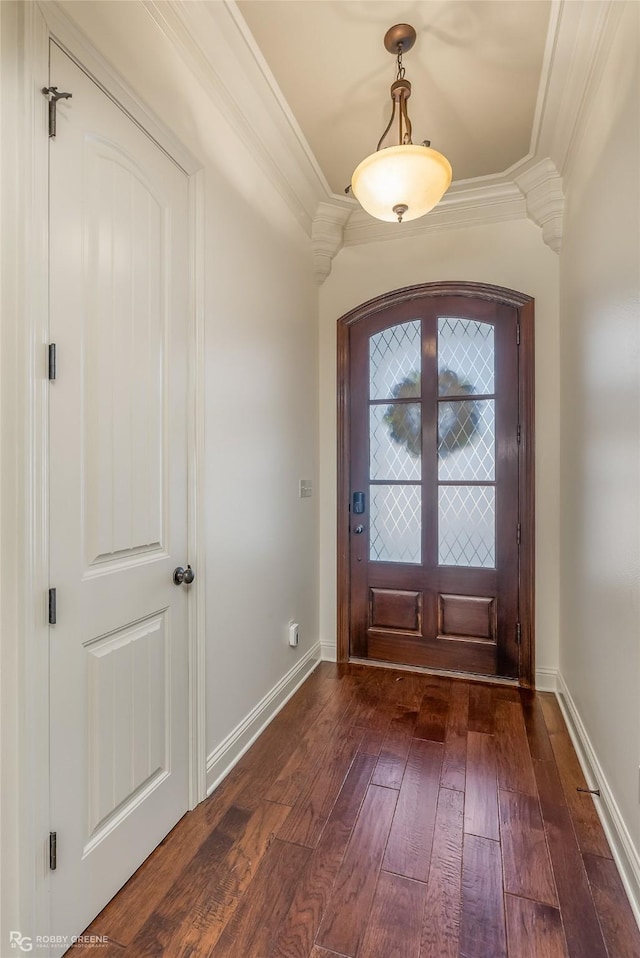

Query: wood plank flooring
[{"left": 70, "top": 663, "right": 640, "bottom": 958}]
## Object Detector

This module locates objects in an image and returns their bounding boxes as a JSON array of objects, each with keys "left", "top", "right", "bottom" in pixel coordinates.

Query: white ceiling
[{"left": 236, "top": 1, "right": 552, "bottom": 194}]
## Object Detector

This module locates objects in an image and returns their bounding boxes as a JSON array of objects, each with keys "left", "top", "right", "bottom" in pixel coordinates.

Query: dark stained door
[{"left": 346, "top": 290, "right": 524, "bottom": 678}]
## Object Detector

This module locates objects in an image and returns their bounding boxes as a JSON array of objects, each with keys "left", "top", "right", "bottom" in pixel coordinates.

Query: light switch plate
[{"left": 299, "top": 479, "right": 312, "bottom": 498}]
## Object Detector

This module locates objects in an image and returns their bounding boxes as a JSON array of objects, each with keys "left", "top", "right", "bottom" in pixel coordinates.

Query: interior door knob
[{"left": 173, "top": 564, "right": 195, "bottom": 585}]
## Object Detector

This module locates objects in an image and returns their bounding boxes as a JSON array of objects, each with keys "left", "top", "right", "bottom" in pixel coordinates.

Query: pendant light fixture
[{"left": 349, "top": 24, "right": 452, "bottom": 224}]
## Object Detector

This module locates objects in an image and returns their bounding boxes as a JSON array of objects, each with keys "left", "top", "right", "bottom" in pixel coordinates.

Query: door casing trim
[
  {"left": 1, "top": 3, "right": 206, "bottom": 948},
  {"left": 336, "top": 282, "right": 535, "bottom": 687}
]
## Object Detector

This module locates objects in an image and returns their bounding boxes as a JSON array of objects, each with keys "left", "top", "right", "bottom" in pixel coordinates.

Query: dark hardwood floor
[{"left": 71, "top": 663, "right": 640, "bottom": 958}]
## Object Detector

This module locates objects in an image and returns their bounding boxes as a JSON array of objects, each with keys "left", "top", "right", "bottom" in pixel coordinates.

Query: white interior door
[{"left": 49, "top": 43, "right": 191, "bottom": 946}]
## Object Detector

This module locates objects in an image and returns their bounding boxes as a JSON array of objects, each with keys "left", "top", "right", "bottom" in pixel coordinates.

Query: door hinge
[
  {"left": 517, "top": 522, "right": 521, "bottom": 545},
  {"left": 48, "top": 343, "right": 57, "bottom": 381},
  {"left": 42, "top": 86, "right": 72, "bottom": 138},
  {"left": 517, "top": 423, "right": 521, "bottom": 444},
  {"left": 49, "top": 831, "right": 57, "bottom": 870},
  {"left": 516, "top": 323, "right": 521, "bottom": 345},
  {"left": 516, "top": 622, "right": 522, "bottom": 646},
  {"left": 48, "top": 588, "right": 57, "bottom": 625}
]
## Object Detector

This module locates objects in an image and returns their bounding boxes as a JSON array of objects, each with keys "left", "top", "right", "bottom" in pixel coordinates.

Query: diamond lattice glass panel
[
  {"left": 370, "top": 404, "right": 421, "bottom": 481},
  {"left": 370, "top": 320, "right": 421, "bottom": 400},
  {"left": 439, "top": 486, "right": 495, "bottom": 568},
  {"left": 370, "top": 485, "right": 421, "bottom": 564},
  {"left": 438, "top": 400, "right": 495, "bottom": 481},
  {"left": 438, "top": 318, "right": 494, "bottom": 396}
]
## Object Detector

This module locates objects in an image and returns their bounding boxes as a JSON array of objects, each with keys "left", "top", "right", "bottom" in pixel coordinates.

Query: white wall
[
  {"left": 559, "top": 0, "right": 640, "bottom": 861},
  {"left": 319, "top": 219, "right": 561, "bottom": 680},
  {"left": 54, "top": 1, "right": 320, "bottom": 764}
]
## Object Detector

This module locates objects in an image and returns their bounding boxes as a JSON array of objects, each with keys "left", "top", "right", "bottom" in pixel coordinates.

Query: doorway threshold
[{"left": 348, "top": 656, "right": 519, "bottom": 686}]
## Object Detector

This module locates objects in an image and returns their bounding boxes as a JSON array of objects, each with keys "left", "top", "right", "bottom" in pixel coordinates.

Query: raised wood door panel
[{"left": 340, "top": 284, "right": 533, "bottom": 683}]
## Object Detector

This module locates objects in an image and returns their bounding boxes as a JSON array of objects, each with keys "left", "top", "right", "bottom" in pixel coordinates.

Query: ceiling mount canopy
[
  {"left": 383, "top": 22, "right": 417, "bottom": 56},
  {"left": 349, "top": 23, "right": 452, "bottom": 224}
]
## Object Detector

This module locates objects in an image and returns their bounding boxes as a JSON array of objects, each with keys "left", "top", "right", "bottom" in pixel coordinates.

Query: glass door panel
[
  {"left": 438, "top": 400, "right": 495, "bottom": 481},
  {"left": 438, "top": 318, "right": 494, "bottom": 394},
  {"left": 437, "top": 317, "right": 496, "bottom": 568},
  {"left": 438, "top": 486, "right": 496, "bottom": 567},
  {"left": 369, "top": 319, "right": 422, "bottom": 564},
  {"left": 370, "top": 404, "right": 421, "bottom": 481},
  {"left": 369, "top": 320, "right": 421, "bottom": 399},
  {"left": 370, "top": 485, "right": 422, "bottom": 564}
]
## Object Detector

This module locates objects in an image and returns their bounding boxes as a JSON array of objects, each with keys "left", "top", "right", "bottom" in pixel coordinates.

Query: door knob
[
  {"left": 353, "top": 524, "right": 365, "bottom": 534},
  {"left": 173, "top": 564, "right": 195, "bottom": 585}
]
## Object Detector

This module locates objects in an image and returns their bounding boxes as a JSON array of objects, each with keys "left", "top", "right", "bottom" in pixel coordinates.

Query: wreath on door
[{"left": 384, "top": 369, "right": 479, "bottom": 458}]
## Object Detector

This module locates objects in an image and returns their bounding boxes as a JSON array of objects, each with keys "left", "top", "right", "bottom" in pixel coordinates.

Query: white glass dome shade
[{"left": 351, "top": 144, "right": 453, "bottom": 223}]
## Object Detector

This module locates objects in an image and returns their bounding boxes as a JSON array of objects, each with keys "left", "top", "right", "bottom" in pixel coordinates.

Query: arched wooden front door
[{"left": 337, "top": 283, "right": 534, "bottom": 685}]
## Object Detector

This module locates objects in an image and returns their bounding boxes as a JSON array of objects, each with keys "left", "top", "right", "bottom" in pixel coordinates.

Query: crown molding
[
  {"left": 312, "top": 203, "right": 351, "bottom": 285},
  {"left": 514, "top": 158, "right": 564, "bottom": 253},
  {"left": 342, "top": 179, "right": 527, "bottom": 248},
  {"left": 143, "top": 0, "right": 328, "bottom": 234},
  {"left": 339, "top": 155, "right": 565, "bottom": 256},
  {"left": 533, "top": 0, "right": 623, "bottom": 179}
]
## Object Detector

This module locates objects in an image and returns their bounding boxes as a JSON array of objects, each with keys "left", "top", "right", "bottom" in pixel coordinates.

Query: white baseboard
[
  {"left": 320, "top": 641, "right": 337, "bottom": 662},
  {"left": 556, "top": 671, "right": 640, "bottom": 928},
  {"left": 535, "top": 667, "right": 558, "bottom": 692},
  {"left": 206, "top": 643, "right": 321, "bottom": 796}
]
